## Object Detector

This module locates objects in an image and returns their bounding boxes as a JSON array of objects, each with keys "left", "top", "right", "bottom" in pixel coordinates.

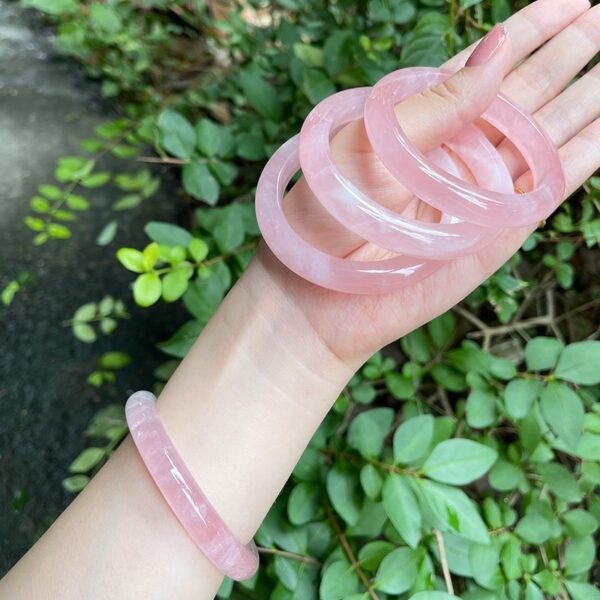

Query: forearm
[{"left": 0, "top": 250, "right": 356, "bottom": 599}]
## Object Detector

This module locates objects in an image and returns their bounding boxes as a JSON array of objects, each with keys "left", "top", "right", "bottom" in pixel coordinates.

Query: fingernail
[{"left": 466, "top": 24, "right": 507, "bottom": 67}]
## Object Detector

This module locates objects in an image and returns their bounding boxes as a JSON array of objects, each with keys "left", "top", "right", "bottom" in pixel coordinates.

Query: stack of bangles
[{"left": 125, "top": 67, "right": 565, "bottom": 580}]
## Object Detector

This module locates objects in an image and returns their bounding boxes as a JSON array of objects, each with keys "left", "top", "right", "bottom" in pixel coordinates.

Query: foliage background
[{"left": 3, "top": 0, "right": 600, "bottom": 598}]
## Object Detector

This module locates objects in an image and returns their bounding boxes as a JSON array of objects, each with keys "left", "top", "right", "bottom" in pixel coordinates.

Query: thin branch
[
  {"left": 257, "top": 546, "right": 320, "bottom": 566},
  {"left": 434, "top": 529, "right": 454, "bottom": 595},
  {"left": 325, "top": 506, "right": 380, "bottom": 600},
  {"left": 137, "top": 156, "right": 190, "bottom": 165}
]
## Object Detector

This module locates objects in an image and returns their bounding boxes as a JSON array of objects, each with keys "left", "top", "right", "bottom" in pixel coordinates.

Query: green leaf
[
  {"left": 489, "top": 459, "right": 525, "bottom": 492},
  {"left": 385, "top": 372, "right": 414, "bottom": 400},
  {"left": 293, "top": 43, "right": 324, "bottom": 67},
  {"left": 393, "top": 414, "right": 434, "bottom": 464},
  {"left": 74, "top": 302, "right": 96, "bottom": 322},
  {"left": 563, "top": 509, "right": 598, "bottom": 538},
  {"left": 157, "top": 320, "right": 203, "bottom": 358},
  {"left": 491, "top": 0, "right": 511, "bottom": 21},
  {"left": 1, "top": 281, "right": 20, "bottom": 307},
  {"left": 212, "top": 206, "right": 245, "bottom": 252},
  {"left": 188, "top": 238, "right": 209, "bottom": 262},
  {"left": 48, "top": 223, "right": 71, "bottom": 239},
  {"left": 401, "top": 13, "right": 449, "bottom": 67},
  {"left": 374, "top": 547, "right": 418, "bottom": 594},
  {"left": 65, "top": 194, "right": 89, "bottom": 211},
  {"left": 30, "top": 196, "right": 49, "bottom": 213},
  {"left": 465, "top": 389, "right": 497, "bottom": 428},
  {"left": 431, "top": 363, "right": 468, "bottom": 392},
  {"left": 555, "top": 341, "right": 600, "bottom": 385},
  {"left": 500, "top": 535, "right": 522, "bottom": 581},
  {"left": 97, "top": 220, "right": 118, "bottom": 246},
  {"left": 576, "top": 431, "right": 600, "bottom": 460},
  {"left": 162, "top": 267, "right": 192, "bottom": 303},
  {"left": 62, "top": 474, "right": 90, "bottom": 492},
  {"left": 382, "top": 474, "right": 421, "bottom": 548},
  {"left": 73, "top": 323, "right": 96, "bottom": 343},
  {"left": 326, "top": 466, "right": 362, "bottom": 526},
  {"left": 440, "top": 533, "right": 473, "bottom": 577},
  {"left": 238, "top": 69, "right": 283, "bottom": 121},
  {"left": 417, "top": 480, "right": 489, "bottom": 544},
  {"left": 112, "top": 195, "right": 141, "bottom": 211},
  {"left": 69, "top": 447, "right": 105, "bottom": 473},
  {"left": 209, "top": 160, "right": 238, "bottom": 186},
  {"left": 23, "top": 0, "right": 77, "bottom": 16},
  {"left": 427, "top": 311, "right": 455, "bottom": 349},
  {"left": 525, "top": 337, "right": 564, "bottom": 371},
  {"left": 287, "top": 482, "right": 322, "bottom": 525},
  {"left": 100, "top": 318, "right": 117, "bottom": 335},
  {"left": 195, "top": 119, "right": 224, "bottom": 157},
  {"left": 525, "top": 581, "right": 545, "bottom": 600},
  {"left": 319, "top": 561, "right": 359, "bottom": 600},
  {"left": 133, "top": 273, "right": 162, "bottom": 307},
  {"left": 347, "top": 408, "right": 394, "bottom": 458},
  {"left": 81, "top": 172, "right": 110, "bottom": 188},
  {"left": 302, "top": 68, "right": 336, "bottom": 105},
  {"left": 540, "top": 382, "right": 584, "bottom": 451},
  {"left": 99, "top": 352, "right": 130, "bottom": 369},
  {"left": 323, "top": 30, "right": 354, "bottom": 77},
  {"left": 504, "top": 379, "right": 542, "bottom": 420},
  {"left": 565, "top": 581, "right": 600, "bottom": 600},
  {"left": 565, "top": 535, "right": 596, "bottom": 576},
  {"left": 515, "top": 513, "right": 552, "bottom": 544},
  {"left": 142, "top": 242, "right": 159, "bottom": 271},
  {"left": 422, "top": 439, "right": 497, "bottom": 485},
  {"left": 469, "top": 541, "right": 503, "bottom": 590},
  {"left": 157, "top": 110, "right": 195, "bottom": 159},
  {"left": 116, "top": 248, "right": 145, "bottom": 273},
  {"left": 357, "top": 540, "right": 394, "bottom": 571},
  {"left": 535, "top": 462, "right": 581, "bottom": 502},
  {"left": 183, "top": 272, "right": 226, "bottom": 324},
  {"left": 90, "top": 4, "right": 122, "bottom": 33},
  {"left": 144, "top": 222, "right": 192, "bottom": 247},
  {"left": 183, "top": 163, "right": 219, "bottom": 205},
  {"left": 360, "top": 464, "right": 383, "bottom": 500}
]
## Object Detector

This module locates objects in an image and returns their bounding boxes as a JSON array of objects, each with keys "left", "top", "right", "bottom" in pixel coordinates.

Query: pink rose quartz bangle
[
  {"left": 125, "top": 391, "right": 259, "bottom": 581},
  {"left": 364, "top": 67, "right": 565, "bottom": 227},
  {"left": 255, "top": 66, "right": 565, "bottom": 294},
  {"left": 298, "top": 86, "right": 513, "bottom": 259}
]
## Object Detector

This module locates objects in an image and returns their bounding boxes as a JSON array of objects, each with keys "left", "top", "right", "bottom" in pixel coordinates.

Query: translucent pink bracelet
[
  {"left": 125, "top": 391, "right": 259, "bottom": 580},
  {"left": 255, "top": 66, "right": 565, "bottom": 294}
]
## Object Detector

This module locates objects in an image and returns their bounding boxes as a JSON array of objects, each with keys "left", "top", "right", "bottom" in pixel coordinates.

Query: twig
[
  {"left": 325, "top": 506, "right": 380, "bottom": 600},
  {"left": 434, "top": 529, "right": 454, "bottom": 595},
  {"left": 257, "top": 547, "right": 320, "bottom": 566},
  {"left": 137, "top": 156, "right": 190, "bottom": 165}
]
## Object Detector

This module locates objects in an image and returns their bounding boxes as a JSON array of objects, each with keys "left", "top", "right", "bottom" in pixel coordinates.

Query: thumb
[{"left": 392, "top": 24, "right": 513, "bottom": 151}]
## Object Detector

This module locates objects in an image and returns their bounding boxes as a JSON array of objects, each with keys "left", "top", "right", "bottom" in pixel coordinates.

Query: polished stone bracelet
[
  {"left": 255, "top": 66, "right": 565, "bottom": 294},
  {"left": 125, "top": 391, "right": 259, "bottom": 580}
]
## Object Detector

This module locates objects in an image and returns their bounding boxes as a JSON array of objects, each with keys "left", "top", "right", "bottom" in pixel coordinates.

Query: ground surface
[{"left": 0, "top": 1, "right": 186, "bottom": 574}]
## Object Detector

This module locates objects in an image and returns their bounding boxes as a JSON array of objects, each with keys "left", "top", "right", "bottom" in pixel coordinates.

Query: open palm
[{"left": 251, "top": 0, "right": 599, "bottom": 365}]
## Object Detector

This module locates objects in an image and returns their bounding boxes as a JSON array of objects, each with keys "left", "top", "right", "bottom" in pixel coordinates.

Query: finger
[
  {"left": 554, "top": 119, "right": 600, "bottom": 198},
  {"left": 499, "top": 63, "right": 600, "bottom": 178},
  {"left": 500, "top": 4, "right": 600, "bottom": 112},
  {"left": 382, "top": 26, "right": 513, "bottom": 153},
  {"left": 294, "top": 27, "right": 512, "bottom": 255},
  {"left": 445, "top": 0, "right": 590, "bottom": 71}
]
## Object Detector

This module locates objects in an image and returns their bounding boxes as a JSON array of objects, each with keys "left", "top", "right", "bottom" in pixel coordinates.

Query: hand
[{"left": 247, "top": 0, "right": 599, "bottom": 367}]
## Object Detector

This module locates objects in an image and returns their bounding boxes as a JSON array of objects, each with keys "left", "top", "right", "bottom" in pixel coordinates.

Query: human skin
[{"left": 1, "top": 0, "right": 599, "bottom": 598}]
